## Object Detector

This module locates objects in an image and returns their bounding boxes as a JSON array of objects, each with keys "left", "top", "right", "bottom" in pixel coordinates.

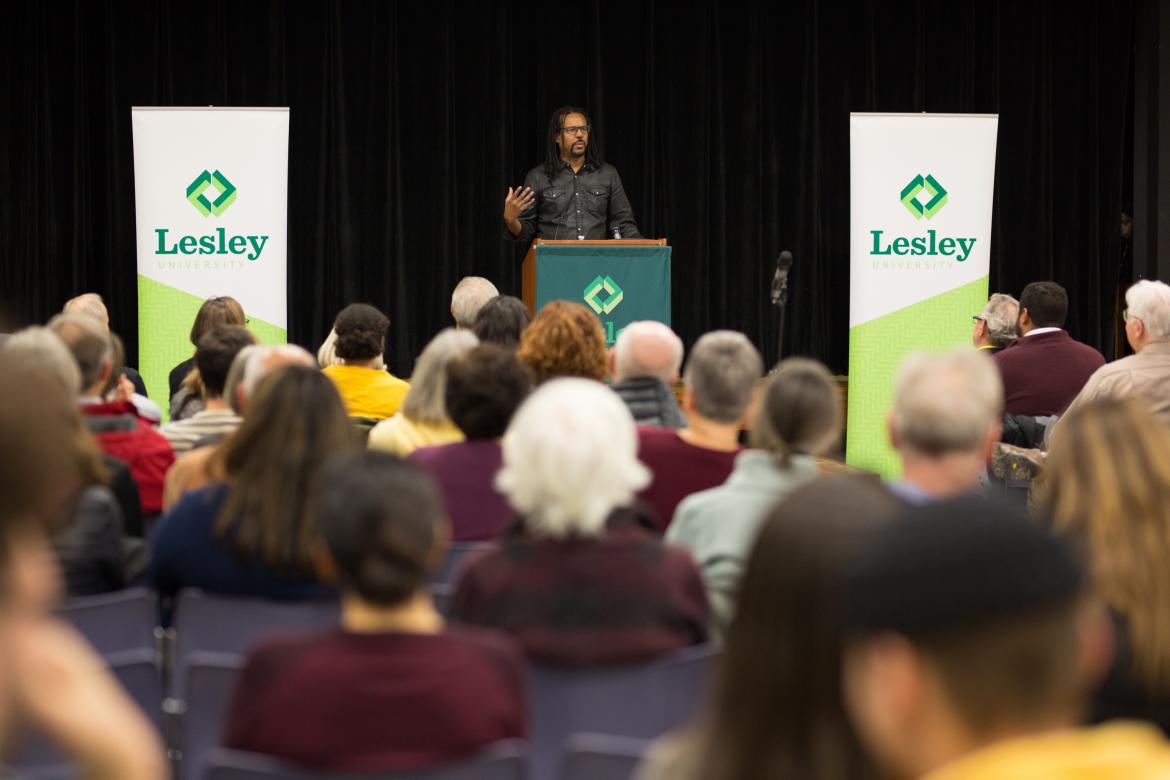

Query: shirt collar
[{"left": 1024, "top": 327, "right": 1063, "bottom": 337}]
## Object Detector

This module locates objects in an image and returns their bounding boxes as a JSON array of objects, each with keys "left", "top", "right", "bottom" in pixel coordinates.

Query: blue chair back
[
  {"left": 178, "top": 652, "right": 245, "bottom": 780},
  {"left": 558, "top": 734, "right": 652, "bottom": 780},
  {"left": 57, "top": 587, "right": 159, "bottom": 655},
  {"left": 171, "top": 589, "right": 340, "bottom": 661},
  {"left": 202, "top": 741, "right": 529, "bottom": 779},
  {"left": 431, "top": 542, "right": 495, "bottom": 586},
  {"left": 529, "top": 645, "right": 716, "bottom": 780}
]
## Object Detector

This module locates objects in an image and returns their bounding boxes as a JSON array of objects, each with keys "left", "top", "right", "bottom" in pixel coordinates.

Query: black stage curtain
[{"left": 0, "top": 1, "right": 1134, "bottom": 382}]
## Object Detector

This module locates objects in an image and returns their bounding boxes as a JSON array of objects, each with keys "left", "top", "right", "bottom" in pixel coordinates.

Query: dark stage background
[{"left": 0, "top": 1, "right": 1134, "bottom": 383}]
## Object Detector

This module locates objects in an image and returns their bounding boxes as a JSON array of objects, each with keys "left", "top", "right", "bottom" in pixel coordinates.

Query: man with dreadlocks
[{"left": 503, "top": 105, "right": 642, "bottom": 244}]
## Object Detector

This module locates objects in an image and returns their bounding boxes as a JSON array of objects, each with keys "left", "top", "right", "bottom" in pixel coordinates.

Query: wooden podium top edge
[{"left": 533, "top": 238, "right": 668, "bottom": 246}]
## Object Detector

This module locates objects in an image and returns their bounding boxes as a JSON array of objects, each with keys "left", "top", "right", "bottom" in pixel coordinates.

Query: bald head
[
  {"left": 63, "top": 293, "right": 109, "bottom": 331},
  {"left": 229, "top": 344, "right": 317, "bottom": 413},
  {"left": 612, "top": 321, "right": 684, "bottom": 385}
]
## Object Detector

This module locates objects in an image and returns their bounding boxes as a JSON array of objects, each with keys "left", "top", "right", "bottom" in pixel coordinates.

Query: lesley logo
[
  {"left": 584, "top": 275, "right": 623, "bottom": 315},
  {"left": 186, "top": 169, "right": 237, "bottom": 217},
  {"left": 869, "top": 173, "right": 975, "bottom": 263},
  {"left": 155, "top": 170, "right": 269, "bottom": 263}
]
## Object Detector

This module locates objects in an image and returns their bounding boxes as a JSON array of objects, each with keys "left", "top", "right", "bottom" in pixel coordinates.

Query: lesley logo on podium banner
[
  {"left": 846, "top": 114, "right": 998, "bottom": 477},
  {"left": 132, "top": 108, "right": 289, "bottom": 417}
]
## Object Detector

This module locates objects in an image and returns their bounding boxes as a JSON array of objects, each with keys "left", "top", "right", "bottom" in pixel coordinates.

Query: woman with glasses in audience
[
  {"left": 170, "top": 295, "right": 247, "bottom": 419},
  {"left": 636, "top": 475, "right": 900, "bottom": 780},
  {"left": 150, "top": 366, "right": 355, "bottom": 600},
  {"left": 452, "top": 378, "right": 708, "bottom": 665},
  {"left": 1037, "top": 396, "right": 1170, "bottom": 734},
  {"left": 368, "top": 328, "right": 478, "bottom": 457}
]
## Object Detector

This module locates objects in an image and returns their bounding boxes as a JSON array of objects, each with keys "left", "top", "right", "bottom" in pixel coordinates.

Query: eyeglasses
[
  {"left": 972, "top": 315, "right": 985, "bottom": 323},
  {"left": 561, "top": 125, "right": 591, "bottom": 136}
]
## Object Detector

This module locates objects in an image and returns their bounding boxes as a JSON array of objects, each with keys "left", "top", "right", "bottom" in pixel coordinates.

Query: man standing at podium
[{"left": 503, "top": 106, "right": 642, "bottom": 244}]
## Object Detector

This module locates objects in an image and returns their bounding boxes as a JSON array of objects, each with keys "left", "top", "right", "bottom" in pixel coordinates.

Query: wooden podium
[{"left": 521, "top": 238, "right": 672, "bottom": 344}]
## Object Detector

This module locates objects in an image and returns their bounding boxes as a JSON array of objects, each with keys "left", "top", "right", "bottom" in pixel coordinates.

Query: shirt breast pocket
[{"left": 586, "top": 185, "right": 609, "bottom": 215}]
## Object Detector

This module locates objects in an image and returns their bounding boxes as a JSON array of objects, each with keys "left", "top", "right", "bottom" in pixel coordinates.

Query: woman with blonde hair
[
  {"left": 367, "top": 328, "right": 478, "bottom": 456},
  {"left": 1036, "top": 396, "right": 1170, "bottom": 732}
]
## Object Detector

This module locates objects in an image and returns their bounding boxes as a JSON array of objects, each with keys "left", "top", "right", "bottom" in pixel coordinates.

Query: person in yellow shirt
[
  {"left": 322, "top": 304, "right": 409, "bottom": 420},
  {"left": 840, "top": 497, "right": 1170, "bottom": 780},
  {"left": 367, "top": 328, "right": 477, "bottom": 457}
]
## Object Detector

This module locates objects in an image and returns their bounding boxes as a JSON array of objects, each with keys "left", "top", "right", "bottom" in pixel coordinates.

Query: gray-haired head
[
  {"left": 612, "top": 321, "right": 684, "bottom": 385},
  {"left": 1126, "top": 279, "right": 1170, "bottom": 342},
  {"left": 63, "top": 293, "right": 110, "bottom": 331},
  {"left": 978, "top": 293, "right": 1020, "bottom": 349},
  {"left": 229, "top": 344, "right": 317, "bottom": 413},
  {"left": 451, "top": 277, "right": 500, "bottom": 329},
  {"left": 47, "top": 312, "right": 113, "bottom": 394},
  {"left": 891, "top": 349, "right": 1003, "bottom": 457},
  {"left": 683, "top": 331, "right": 764, "bottom": 424},
  {"left": 1, "top": 327, "right": 82, "bottom": 395},
  {"left": 402, "top": 329, "right": 480, "bottom": 425}
]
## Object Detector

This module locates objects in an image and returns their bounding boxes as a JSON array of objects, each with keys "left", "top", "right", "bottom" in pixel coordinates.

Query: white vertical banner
[
  {"left": 847, "top": 113, "right": 998, "bottom": 477},
  {"left": 132, "top": 107, "right": 288, "bottom": 412}
]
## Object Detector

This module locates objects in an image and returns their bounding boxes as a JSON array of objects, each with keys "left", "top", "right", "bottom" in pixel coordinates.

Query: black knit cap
[{"left": 839, "top": 496, "right": 1084, "bottom": 638}]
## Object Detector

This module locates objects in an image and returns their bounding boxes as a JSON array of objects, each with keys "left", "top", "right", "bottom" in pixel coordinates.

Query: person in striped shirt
[{"left": 159, "top": 325, "right": 255, "bottom": 454}]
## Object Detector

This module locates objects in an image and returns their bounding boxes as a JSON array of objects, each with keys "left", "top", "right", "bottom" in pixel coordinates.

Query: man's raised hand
[{"left": 503, "top": 186, "right": 535, "bottom": 225}]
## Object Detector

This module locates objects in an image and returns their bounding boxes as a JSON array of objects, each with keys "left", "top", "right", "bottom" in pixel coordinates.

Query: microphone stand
[{"left": 770, "top": 251, "right": 792, "bottom": 369}]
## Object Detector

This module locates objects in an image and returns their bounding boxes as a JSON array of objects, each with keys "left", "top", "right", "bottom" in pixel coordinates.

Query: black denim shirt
[{"left": 510, "top": 160, "right": 642, "bottom": 243}]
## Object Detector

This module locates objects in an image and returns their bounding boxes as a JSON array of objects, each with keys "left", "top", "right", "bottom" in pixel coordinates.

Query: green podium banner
[{"left": 535, "top": 244, "right": 672, "bottom": 345}]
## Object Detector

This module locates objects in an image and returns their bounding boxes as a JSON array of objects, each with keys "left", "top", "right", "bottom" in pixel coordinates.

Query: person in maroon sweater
[
  {"left": 49, "top": 313, "right": 174, "bottom": 516},
  {"left": 224, "top": 451, "right": 526, "bottom": 773},
  {"left": 636, "top": 331, "right": 763, "bottom": 531},
  {"left": 410, "top": 344, "right": 532, "bottom": 541},
  {"left": 453, "top": 378, "right": 709, "bottom": 665},
  {"left": 993, "top": 281, "right": 1105, "bottom": 417}
]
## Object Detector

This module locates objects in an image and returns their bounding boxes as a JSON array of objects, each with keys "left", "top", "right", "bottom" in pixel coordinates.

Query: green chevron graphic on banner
[
  {"left": 900, "top": 174, "right": 949, "bottom": 220},
  {"left": 186, "top": 169, "right": 238, "bottom": 217},
  {"left": 845, "top": 276, "right": 989, "bottom": 478},
  {"left": 583, "top": 275, "right": 624, "bottom": 315}
]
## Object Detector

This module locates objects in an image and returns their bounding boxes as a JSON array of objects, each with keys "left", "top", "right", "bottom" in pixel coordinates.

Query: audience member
[
  {"left": 162, "top": 344, "right": 317, "bottom": 511},
  {"left": 102, "top": 331, "right": 162, "bottom": 423},
  {"left": 1062, "top": 279, "right": 1170, "bottom": 426},
  {"left": 887, "top": 349, "right": 1002, "bottom": 503},
  {"left": 169, "top": 295, "right": 246, "bottom": 403},
  {"left": 322, "top": 303, "right": 410, "bottom": 420},
  {"left": 972, "top": 292, "right": 1019, "bottom": 353},
  {"left": 0, "top": 363, "right": 167, "bottom": 780},
  {"left": 993, "top": 281, "right": 1105, "bottom": 416},
  {"left": 1038, "top": 396, "right": 1170, "bottom": 733},
  {"left": 453, "top": 378, "right": 708, "bottom": 665},
  {"left": 668, "top": 358, "right": 843, "bottom": 639},
  {"left": 610, "top": 321, "right": 686, "bottom": 428},
  {"left": 0, "top": 329, "right": 124, "bottom": 595},
  {"left": 151, "top": 366, "right": 354, "bottom": 599},
  {"left": 225, "top": 451, "right": 525, "bottom": 773},
  {"left": 636, "top": 331, "right": 761, "bottom": 530},
  {"left": 368, "top": 329, "right": 477, "bottom": 456},
  {"left": 636, "top": 475, "right": 902, "bottom": 780},
  {"left": 411, "top": 344, "right": 532, "bottom": 541},
  {"left": 450, "top": 276, "right": 499, "bottom": 329},
  {"left": 839, "top": 497, "right": 1170, "bottom": 779},
  {"left": 63, "top": 292, "right": 149, "bottom": 398},
  {"left": 49, "top": 313, "right": 174, "bottom": 517},
  {"left": 318, "top": 327, "right": 385, "bottom": 370},
  {"left": 472, "top": 295, "right": 531, "bottom": 348},
  {"left": 515, "top": 300, "right": 608, "bottom": 384},
  {"left": 159, "top": 326, "right": 254, "bottom": 454}
]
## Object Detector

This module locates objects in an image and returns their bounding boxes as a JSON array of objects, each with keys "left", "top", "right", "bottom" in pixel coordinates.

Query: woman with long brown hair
[
  {"left": 150, "top": 365, "right": 356, "bottom": 599},
  {"left": 1036, "top": 396, "right": 1170, "bottom": 732},
  {"left": 637, "top": 475, "right": 901, "bottom": 780}
]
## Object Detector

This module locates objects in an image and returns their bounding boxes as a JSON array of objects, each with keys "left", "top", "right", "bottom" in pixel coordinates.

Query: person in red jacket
[
  {"left": 48, "top": 314, "right": 174, "bottom": 517},
  {"left": 993, "top": 281, "right": 1105, "bottom": 416}
]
